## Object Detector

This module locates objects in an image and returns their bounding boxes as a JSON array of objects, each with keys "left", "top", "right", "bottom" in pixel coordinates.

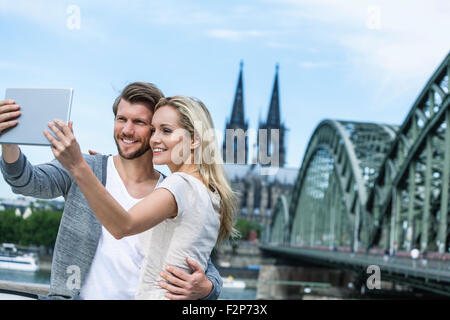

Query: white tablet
[{"left": 0, "top": 88, "right": 73, "bottom": 146}]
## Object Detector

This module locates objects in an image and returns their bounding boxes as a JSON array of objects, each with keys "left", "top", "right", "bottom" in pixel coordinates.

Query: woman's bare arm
[{"left": 44, "top": 119, "right": 177, "bottom": 239}]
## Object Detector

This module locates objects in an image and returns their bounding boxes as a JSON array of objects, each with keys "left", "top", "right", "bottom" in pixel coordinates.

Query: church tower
[
  {"left": 257, "top": 64, "right": 287, "bottom": 167},
  {"left": 223, "top": 61, "right": 249, "bottom": 164}
]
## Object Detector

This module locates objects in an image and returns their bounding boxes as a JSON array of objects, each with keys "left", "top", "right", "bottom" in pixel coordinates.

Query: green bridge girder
[
  {"left": 267, "top": 52, "right": 450, "bottom": 257},
  {"left": 286, "top": 120, "right": 398, "bottom": 252},
  {"left": 269, "top": 195, "right": 291, "bottom": 244},
  {"left": 367, "top": 53, "right": 450, "bottom": 255}
]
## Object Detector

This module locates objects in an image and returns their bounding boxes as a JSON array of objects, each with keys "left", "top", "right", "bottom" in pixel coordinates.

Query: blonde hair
[{"left": 154, "top": 96, "right": 239, "bottom": 244}]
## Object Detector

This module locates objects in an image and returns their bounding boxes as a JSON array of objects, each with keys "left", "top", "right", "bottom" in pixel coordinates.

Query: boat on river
[
  {"left": 222, "top": 275, "right": 246, "bottom": 289},
  {"left": 0, "top": 243, "right": 39, "bottom": 272}
]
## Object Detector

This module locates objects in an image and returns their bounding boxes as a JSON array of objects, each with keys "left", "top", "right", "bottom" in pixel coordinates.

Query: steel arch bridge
[{"left": 261, "top": 52, "right": 450, "bottom": 296}]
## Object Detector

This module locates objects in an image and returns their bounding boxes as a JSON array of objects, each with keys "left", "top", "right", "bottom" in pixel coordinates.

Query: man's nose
[{"left": 122, "top": 121, "right": 135, "bottom": 136}]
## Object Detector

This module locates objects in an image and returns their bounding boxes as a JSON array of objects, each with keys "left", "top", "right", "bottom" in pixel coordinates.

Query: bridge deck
[{"left": 260, "top": 245, "right": 450, "bottom": 286}]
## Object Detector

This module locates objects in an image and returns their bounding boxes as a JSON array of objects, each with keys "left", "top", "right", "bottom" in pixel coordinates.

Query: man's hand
[
  {"left": 159, "top": 258, "right": 213, "bottom": 300},
  {"left": 0, "top": 99, "right": 20, "bottom": 134},
  {"left": 0, "top": 99, "right": 21, "bottom": 163}
]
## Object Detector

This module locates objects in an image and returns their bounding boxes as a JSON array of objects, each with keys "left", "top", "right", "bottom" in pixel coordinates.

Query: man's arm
[
  {"left": 0, "top": 100, "right": 73, "bottom": 198},
  {"left": 1, "top": 148, "right": 73, "bottom": 198},
  {"left": 202, "top": 258, "right": 223, "bottom": 300},
  {"left": 2, "top": 144, "right": 20, "bottom": 164}
]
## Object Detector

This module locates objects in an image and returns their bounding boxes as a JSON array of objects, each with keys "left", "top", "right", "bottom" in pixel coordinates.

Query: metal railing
[{"left": 0, "top": 280, "right": 49, "bottom": 299}]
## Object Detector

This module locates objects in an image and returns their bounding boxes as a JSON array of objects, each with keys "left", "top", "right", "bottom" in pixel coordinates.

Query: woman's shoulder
[
  {"left": 160, "top": 172, "right": 218, "bottom": 203},
  {"left": 163, "top": 172, "right": 202, "bottom": 186},
  {"left": 161, "top": 171, "right": 193, "bottom": 185},
  {"left": 156, "top": 172, "right": 199, "bottom": 198},
  {"left": 175, "top": 173, "right": 221, "bottom": 211}
]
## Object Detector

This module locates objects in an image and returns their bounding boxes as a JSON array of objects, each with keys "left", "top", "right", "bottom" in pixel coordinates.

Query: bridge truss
[{"left": 264, "top": 53, "right": 450, "bottom": 295}]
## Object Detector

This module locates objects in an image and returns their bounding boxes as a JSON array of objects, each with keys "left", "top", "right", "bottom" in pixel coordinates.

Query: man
[{"left": 0, "top": 82, "right": 222, "bottom": 300}]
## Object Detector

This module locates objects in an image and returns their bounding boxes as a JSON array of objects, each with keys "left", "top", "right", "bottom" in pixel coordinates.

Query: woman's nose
[{"left": 150, "top": 131, "right": 161, "bottom": 144}]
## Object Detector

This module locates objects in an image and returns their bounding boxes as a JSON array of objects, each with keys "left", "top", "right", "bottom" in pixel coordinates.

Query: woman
[{"left": 44, "top": 96, "right": 238, "bottom": 299}]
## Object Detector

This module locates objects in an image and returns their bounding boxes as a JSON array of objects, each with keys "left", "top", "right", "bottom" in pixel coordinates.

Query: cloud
[
  {"left": 0, "top": 0, "right": 107, "bottom": 41},
  {"left": 0, "top": 62, "right": 44, "bottom": 73},
  {"left": 265, "top": 41, "right": 299, "bottom": 49},
  {"left": 269, "top": 0, "right": 450, "bottom": 78},
  {"left": 298, "top": 61, "right": 333, "bottom": 69},
  {"left": 206, "top": 29, "right": 267, "bottom": 41}
]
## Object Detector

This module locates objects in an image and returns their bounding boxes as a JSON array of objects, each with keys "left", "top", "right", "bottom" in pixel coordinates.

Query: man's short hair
[{"left": 112, "top": 82, "right": 165, "bottom": 116}]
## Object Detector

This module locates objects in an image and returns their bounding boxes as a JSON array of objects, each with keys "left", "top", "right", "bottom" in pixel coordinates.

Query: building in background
[
  {"left": 224, "top": 164, "right": 297, "bottom": 226},
  {"left": 222, "top": 60, "right": 249, "bottom": 165},
  {"left": 223, "top": 62, "right": 296, "bottom": 229},
  {"left": 0, "top": 197, "right": 64, "bottom": 218},
  {"left": 257, "top": 64, "right": 287, "bottom": 168}
]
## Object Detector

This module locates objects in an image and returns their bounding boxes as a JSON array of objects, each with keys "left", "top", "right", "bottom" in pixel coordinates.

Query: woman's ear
[{"left": 191, "top": 135, "right": 201, "bottom": 150}]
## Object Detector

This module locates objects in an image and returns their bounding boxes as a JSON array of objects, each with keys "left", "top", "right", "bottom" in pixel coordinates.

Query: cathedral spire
[
  {"left": 257, "top": 63, "right": 286, "bottom": 167},
  {"left": 223, "top": 60, "right": 249, "bottom": 164},
  {"left": 230, "top": 60, "right": 245, "bottom": 126},
  {"left": 266, "top": 63, "right": 280, "bottom": 127}
]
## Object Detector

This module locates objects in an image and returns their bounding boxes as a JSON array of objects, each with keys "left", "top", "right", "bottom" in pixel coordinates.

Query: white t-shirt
[
  {"left": 135, "top": 172, "right": 220, "bottom": 300},
  {"left": 79, "top": 157, "right": 164, "bottom": 300}
]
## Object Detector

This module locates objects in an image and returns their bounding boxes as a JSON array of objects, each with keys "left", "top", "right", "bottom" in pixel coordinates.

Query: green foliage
[
  {"left": 0, "top": 209, "right": 62, "bottom": 249},
  {"left": 0, "top": 209, "right": 23, "bottom": 243},
  {"left": 235, "top": 218, "right": 262, "bottom": 240}
]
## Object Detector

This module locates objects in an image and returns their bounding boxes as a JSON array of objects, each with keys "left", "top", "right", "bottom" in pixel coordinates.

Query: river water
[
  {"left": 0, "top": 268, "right": 257, "bottom": 300},
  {"left": 0, "top": 268, "right": 51, "bottom": 285}
]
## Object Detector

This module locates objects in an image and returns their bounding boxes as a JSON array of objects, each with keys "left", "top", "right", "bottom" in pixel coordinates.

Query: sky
[{"left": 0, "top": 0, "right": 449, "bottom": 199}]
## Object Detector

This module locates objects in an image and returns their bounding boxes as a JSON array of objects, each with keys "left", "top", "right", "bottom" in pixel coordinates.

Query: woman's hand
[{"left": 43, "top": 119, "right": 87, "bottom": 173}]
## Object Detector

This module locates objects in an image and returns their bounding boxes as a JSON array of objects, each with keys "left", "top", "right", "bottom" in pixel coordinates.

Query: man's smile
[{"left": 121, "top": 138, "right": 138, "bottom": 145}]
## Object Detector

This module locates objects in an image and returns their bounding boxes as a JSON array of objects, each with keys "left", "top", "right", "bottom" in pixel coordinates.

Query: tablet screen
[{"left": 0, "top": 88, "right": 73, "bottom": 146}]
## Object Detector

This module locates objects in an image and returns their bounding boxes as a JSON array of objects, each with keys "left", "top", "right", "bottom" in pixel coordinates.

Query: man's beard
[{"left": 114, "top": 136, "right": 151, "bottom": 160}]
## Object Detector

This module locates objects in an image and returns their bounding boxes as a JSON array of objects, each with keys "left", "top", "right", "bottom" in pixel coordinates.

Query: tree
[
  {"left": 0, "top": 209, "right": 62, "bottom": 250},
  {"left": 235, "top": 219, "right": 262, "bottom": 241},
  {"left": 21, "top": 210, "right": 62, "bottom": 249},
  {"left": 0, "top": 209, "right": 22, "bottom": 243}
]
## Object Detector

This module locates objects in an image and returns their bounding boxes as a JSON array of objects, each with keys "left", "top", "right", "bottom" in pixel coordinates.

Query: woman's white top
[
  {"left": 79, "top": 157, "right": 163, "bottom": 300},
  {"left": 135, "top": 172, "right": 221, "bottom": 300}
]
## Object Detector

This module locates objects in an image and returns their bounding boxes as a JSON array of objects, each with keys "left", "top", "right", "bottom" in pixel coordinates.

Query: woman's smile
[{"left": 152, "top": 147, "right": 167, "bottom": 155}]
